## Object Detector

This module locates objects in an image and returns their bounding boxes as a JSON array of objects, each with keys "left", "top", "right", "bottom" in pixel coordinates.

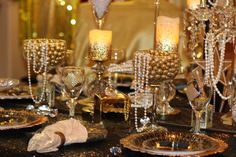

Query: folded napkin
[{"left": 27, "top": 118, "right": 88, "bottom": 153}]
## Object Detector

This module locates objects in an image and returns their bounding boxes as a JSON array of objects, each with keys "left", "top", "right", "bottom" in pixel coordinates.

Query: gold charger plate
[
  {"left": 0, "top": 85, "right": 31, "bottom": 100},
  {"left": 0, "top": 110, "right": 48, "bottom": 130},
  {"left": 120, "top": 131, "right": 228, "bottom": 156}
]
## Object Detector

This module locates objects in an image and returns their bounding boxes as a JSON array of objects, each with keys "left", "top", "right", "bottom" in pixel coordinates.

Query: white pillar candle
[
  {"left": 186, "top": 0, "right": 201, "bottom": 10},
  {"left": 156, "top": 16, "right": 180, "bottom": 53},
  {"left": 89, "top": 29, "right": 112, "bottom": 61}
]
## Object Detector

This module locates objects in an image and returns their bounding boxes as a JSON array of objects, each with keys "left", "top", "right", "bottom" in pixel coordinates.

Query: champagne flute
[
  {"left": 62, "top": 66, "right": 85, "bottom": 118},
  {"left": 186, "top": 70, "right": 212, "bottom": 134}
]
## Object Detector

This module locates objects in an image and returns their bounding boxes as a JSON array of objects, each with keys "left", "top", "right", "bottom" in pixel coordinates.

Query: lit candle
[
  {"left": 156, "top": 16, "right": 180, "bottom": 53},
  {"left": 186, "top": 0, "right": 200, "bottom": 10},
  {"left": 89, "top": 29, "right": 112, "bottom": 61}
]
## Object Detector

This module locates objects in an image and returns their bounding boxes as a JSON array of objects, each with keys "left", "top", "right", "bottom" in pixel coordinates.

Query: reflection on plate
[
  {"left": 104, "top": 73, "right": 133, "bottom": 87},
  {"left": 86, "top": 122, "right": 108, "bottom": 142},
  {"left": 0, "top": 110, "right": 48, "bottom": 130},
  {"left": 120, "top": 131, "right": 228, "bottom": 156},
  {"left": 0, "top": 85, "right": 31, "bottom": 100},
  {"left": 0, "top": 78, "right": 19, "bottom": 92},
  {"left": 78, "top": 97, "right": 94, "bottom": 107}
]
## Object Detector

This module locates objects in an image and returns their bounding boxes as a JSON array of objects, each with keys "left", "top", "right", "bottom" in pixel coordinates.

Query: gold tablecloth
[{"left": 74, "top": 0, "right": 182, "bottom": 67}]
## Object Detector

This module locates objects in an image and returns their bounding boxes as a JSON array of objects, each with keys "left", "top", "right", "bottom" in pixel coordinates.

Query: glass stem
[
  {"left": 194, "top": 111, "right": 202, "bottom": 133},
  {"left": 68, "top": 98, "right": 77, "bottom": 118},
  {"left": 98, "top": 19, "right": 104, "bottom": 29},
  {"left": 151, "top": 86, "right": 158, "bottom": 124}
]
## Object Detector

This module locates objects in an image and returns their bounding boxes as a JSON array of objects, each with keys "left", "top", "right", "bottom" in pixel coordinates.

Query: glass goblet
[
  {"left": 186, "top": 75, "right": 212, "bottom": 134},
  {"left": 90, "top": 0, "right": 112, "bottom": 29},
  {"left": 110, "top": 49, "right": 125, "bottom": 64},
  {"left": 62, "top": 66, "right": 85, "bottom": 118},
  {"left": 222, "top": 80, "right": 236, "bottom": 119}
]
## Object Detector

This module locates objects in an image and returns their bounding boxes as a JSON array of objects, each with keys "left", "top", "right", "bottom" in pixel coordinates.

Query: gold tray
[
  {"left": 0, "top": 110, "right": 48, "bottom": 130},
  {"left": 120, "top": 131, "right": 228, "bottom": 156}
]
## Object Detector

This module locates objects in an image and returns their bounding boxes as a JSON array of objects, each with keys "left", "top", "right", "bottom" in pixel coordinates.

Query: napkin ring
[{"left": 55, "top": 131, "right": 66, "bottom": 146}]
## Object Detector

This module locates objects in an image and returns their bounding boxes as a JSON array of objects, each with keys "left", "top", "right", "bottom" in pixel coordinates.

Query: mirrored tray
[
  {"left": 120, "top": 131, "right": 228, "bottom": 156},
  {"left": 0, "top": 110, "right": 48, "bottom": 130}
]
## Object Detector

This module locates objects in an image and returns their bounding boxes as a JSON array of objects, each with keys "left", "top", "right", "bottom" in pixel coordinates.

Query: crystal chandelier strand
[
  {"left": 133, "top": 52, "right": 151, "bottom": 132},
  {"left": 207, "top": 33, "right": 231, "bottom": 100},
  {"left": 211, "top": 33, "right": 226, "bottom": 84}
]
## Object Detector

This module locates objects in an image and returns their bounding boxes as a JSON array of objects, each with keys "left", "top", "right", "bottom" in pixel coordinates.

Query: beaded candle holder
[
  {"left": 23, "top": 39, "right": 67, "bottom": 113},
  {"left": 134, "top": 50, "right": 180, "bottom": 121}
]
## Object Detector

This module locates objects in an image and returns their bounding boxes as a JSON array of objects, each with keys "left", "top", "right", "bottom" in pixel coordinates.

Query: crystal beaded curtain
[{"left": 19, "top": 0, "right": 80, "bottom": 49}]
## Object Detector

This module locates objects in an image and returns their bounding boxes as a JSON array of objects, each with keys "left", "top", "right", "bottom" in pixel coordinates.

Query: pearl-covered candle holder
[{"left": 23, "top": 39, "right": 67, "bottom": 116}]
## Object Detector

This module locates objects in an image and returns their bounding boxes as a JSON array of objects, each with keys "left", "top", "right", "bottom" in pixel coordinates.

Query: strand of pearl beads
[
  {"left": 143, "top": 54, "right": 150, "bottom": 120},
  {"left": 206, "top": 33, "right": 231, "bottom": 100},
  {"left": 134, "top": 53, "right": 139, "bottom": 131},
  {"left": 27, "top": 40, "right": 48, "bottom": 104},
  {"left": 32, "top": 42, "right": 47, "bottom": 74}
]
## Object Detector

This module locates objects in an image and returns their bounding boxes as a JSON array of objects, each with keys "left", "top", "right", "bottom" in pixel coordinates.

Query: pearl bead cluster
[{"left": 134, "top": 51, "right": 151, "bottom": 132}]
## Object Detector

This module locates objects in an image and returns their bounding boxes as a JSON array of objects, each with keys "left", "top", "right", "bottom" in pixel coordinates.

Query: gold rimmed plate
[
  {"left": 0, "top": 85, "right": 31, "bottom": 100},
  {"left": 120, "top": 131, "right": 228, "bottom": 156},
  {"left": 0, "top": 78, "right": 19, "bottom": 92},
  {"left": 0, "top": 110, "right": 48, "bottom": 130}
]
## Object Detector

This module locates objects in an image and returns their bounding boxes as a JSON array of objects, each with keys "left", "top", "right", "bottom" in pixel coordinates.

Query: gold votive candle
[
  {"left": 89, "top": 29, "right": 112, "bottom": 61},
  {"left": 156, "top": 16, "right": 180, "bottom": 53},
  {"left": 186, "top": 0, "right": 200, "bottom": 10}
]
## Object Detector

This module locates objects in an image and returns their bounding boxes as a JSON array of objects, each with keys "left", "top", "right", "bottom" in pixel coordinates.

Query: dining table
[{"left": 0, "top": 88, "right": 236, "bottom": 157}]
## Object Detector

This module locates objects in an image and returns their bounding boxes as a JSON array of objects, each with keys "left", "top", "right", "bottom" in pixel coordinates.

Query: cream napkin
[{"left": 27, "top": 118, "right": 88, "bottom": 153}]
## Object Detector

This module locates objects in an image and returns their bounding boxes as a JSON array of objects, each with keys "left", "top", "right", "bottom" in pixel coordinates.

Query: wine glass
[
  {"left": 223, "top": 80, "right": 236, "bottom": 119},
  {"left": 186, "top": 70, "right": 213, "bottom": 134},
  {"left": 156, "top": 80, "right": 178, "bottom": 115},
  {"left": 62, "top": 66, "right": 85, "bottom": 118},
  {"left": 91, "top": 0, "right": 112, "bottom": 29}
]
